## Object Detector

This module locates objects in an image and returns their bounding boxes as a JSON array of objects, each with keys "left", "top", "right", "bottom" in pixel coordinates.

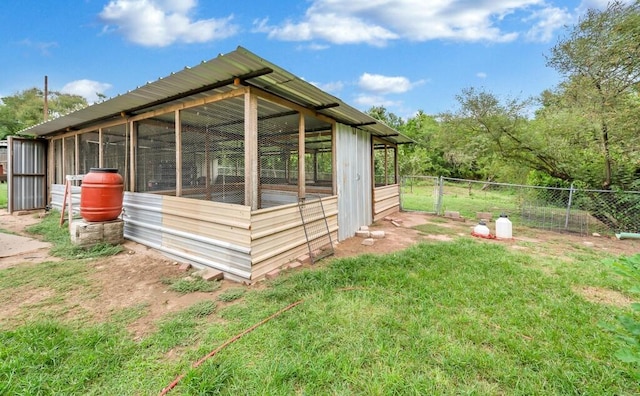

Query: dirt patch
[{"left": 574, "top": 285, "right": 633, "bottom": 307}]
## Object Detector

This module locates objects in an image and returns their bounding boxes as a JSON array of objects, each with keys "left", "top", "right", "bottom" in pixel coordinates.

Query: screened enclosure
[{"left": 50, "top": 91, "right": 334, "bottom": 210}]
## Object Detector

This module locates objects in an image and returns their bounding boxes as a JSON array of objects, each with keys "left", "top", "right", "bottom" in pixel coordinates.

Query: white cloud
[
  {"left": 18, "top": 39, "right": 58, "bottom": 56},
  {"left": 254, "top": 0, "right": 570, "bottom": 46},
  {"left": 524, "top": 6, "right": 573, "bottom": 42},
  {"left": 358, "top": 73, "right": 424, "bottom": 95},
  {"left": 476, "top": 72, "right": 487, "bottom": 79},
  {"left": 311, "top": 80, "right": 345, "bottom": 94},
  {"left": 99, "top": 0, "right": 238, "bottom": 47},
  {"left": 353, "top": 94, "right": 401, "bottom": 109},
  {"left": 61, "top": 80, "right": 113, "bottom": 104}
]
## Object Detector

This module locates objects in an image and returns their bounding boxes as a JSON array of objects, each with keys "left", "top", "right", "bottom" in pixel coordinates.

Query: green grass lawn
[
  {"left": 1, "top": 232, "right": 638, "bottom": 394},
  {"left": 0, "top": 182, "right": 6, "bottom": 209}
]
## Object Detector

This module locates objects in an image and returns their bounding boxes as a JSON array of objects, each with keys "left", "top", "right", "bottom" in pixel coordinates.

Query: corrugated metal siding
[
  {"left": 123, "top": 192, "right": 163, "bottom": 247},
  {"left": 50, "top": 183, "right": 81, "bottom": 214},
  {"left": 336, "top": 124, "right": 372, "bottom": 240},
  {"left": 373, "top": 185, "right": 400, "bottom": 221},
  {"left": 8, "top": 137, "right": 47, "bottom": 212},
  {"left": 250, "top": 196, "right": 338, "bottom": 279},
  {"left": 122, "top": 193, "right": 253, "bottom": 280}
]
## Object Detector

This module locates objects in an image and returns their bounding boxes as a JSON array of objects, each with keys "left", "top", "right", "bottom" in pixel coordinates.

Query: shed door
[
  {"left": 336, "top": 124, "right": 372, "bottom": 240},
  {"left": 8, "top": 136, "right": 48, "bottom": 213}
]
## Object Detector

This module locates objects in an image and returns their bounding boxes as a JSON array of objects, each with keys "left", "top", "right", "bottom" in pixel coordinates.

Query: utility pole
[{"left": 44, "top": 75, "right": 48, "bottom": 122}]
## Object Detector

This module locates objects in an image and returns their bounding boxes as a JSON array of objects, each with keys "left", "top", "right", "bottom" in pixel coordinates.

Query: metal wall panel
[
  {"left": 8, "top": 137, "right": 47, "bottom": 212},
  {"left": 335, "top": 124, "right": 372, "bottom": 240},
  {"left": 122, "top": 192, "right": 164, "bottom": 248}
]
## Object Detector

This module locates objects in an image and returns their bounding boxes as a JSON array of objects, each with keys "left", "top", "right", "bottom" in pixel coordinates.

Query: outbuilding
[{"left": 11, "top": 47, "right": 410, "bottom": 281}]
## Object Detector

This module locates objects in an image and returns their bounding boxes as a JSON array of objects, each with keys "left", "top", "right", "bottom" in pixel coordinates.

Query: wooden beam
[
  {"left": 331, "top": 123, "right": 336, "bottom": 195},
  {"left": 249, "top": 86, "right": 336, "bottom": 125},
  {"left": 175, "top": 110, "right": 182, "bottom": 197},
  {"left": 298, "top": 113, "right": 306, "bottom": 200},
  {"left": 244, "top": 91, "right": 259, "bottom": 210},
  {"left": 129, "top": 120, "right": 136, "bottom": 192}
]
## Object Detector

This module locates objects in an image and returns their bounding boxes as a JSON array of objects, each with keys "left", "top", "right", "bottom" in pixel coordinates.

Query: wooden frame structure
[{"left": 24, "top": 47, "right": 410, "bottom": 281}]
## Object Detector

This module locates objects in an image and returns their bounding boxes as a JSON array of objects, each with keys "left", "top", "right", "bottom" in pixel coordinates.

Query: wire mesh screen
[
  {"left": 304, "top": 114, "right": 333, "bottom": 194},
  {"left": 180, "top": 97, "right": 245, "bottom": 204},
  {"left": 78, "top": 131, "right": 99, "bottom": 175},
  {"left": 53, "top": 138, "right": 63, "bottom": 184},
  {"left": 374, "top": 143, "right": 397, "bottom": 186},
  {"left": 64, "top": 136, "right": 75, "bottom": 177},
  {"left": 135, "top": 115, "right": 176, "bottom": 194},
  {"left": 102, "top": 124, "right": 129, "bottom": 189},
  {"left": 257, "top": 98, "right": 300, "bottom": 208},
  {"left": 256, "top": 99, "right": 334, "bottom": 208}
]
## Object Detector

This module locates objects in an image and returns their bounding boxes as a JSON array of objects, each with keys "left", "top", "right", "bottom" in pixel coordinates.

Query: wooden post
[
  {"left": 244, "top": 91, "right": 258, "bottom": 210},
  {"left": 298, "top": 113, "right": 306, "bottom": 200},
  {"left": 175, "top": 110, "right": 182, "bottom": 197}
]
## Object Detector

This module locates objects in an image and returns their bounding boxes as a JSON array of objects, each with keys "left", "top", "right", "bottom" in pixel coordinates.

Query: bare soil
[{"left": 1, "top": 209, "right": 639, "bottom": 333}]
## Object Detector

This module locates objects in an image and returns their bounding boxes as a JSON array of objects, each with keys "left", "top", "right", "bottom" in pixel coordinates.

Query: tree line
[{"left": 370, "top": 0, "right": 640, "bottom": 193}]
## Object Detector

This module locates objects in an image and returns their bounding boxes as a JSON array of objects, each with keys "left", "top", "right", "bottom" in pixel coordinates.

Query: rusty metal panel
[
  {"left": 335, "top": 124, "right": 372, "bottom": 240},
  {"left": 7, "top": 137, "right": 47, "bottom": 213}
]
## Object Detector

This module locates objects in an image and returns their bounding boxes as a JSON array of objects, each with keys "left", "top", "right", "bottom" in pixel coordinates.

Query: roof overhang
[{"left": 21, "top": 46, "right": 413, "bottom": 145}]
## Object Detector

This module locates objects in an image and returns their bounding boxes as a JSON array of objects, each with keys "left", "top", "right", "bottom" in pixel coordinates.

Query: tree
[
  {"left": 438, "top": 88, "right": 541, "bottom": 181},
  {"left": 0, "top": 88, "right": 87, "bottom": 139},
  {"left": 546, "top": 0, "right": 640, "bottom": 189}
]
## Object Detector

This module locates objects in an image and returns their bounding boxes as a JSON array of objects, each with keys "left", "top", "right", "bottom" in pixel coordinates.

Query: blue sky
[{"left": 0, "top": 0, "right": 622, "bottom": 119}]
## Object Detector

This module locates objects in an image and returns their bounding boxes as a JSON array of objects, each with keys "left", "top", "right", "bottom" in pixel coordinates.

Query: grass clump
[
  {"left": 217, "top": 288, "right": 246, "bottom": 302},
  {"left": 164, "top": 276, "right": 221, "bottom": 294},
  {"left": 26, "top": 210, "right": 123, "bottom": 259}
]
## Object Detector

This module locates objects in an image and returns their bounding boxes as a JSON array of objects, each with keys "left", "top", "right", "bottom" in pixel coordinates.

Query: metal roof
[{"left": 22, "top": 46, "right": 412, "bottom": 144}]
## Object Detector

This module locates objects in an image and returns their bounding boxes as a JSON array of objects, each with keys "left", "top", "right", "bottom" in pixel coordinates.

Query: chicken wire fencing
[{"left": 401, "top": 176, "right": 640, "bottom": 235}]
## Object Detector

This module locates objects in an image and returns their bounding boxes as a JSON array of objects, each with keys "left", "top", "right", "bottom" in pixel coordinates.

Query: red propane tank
[{"left": 80, "top": 168, "right": 124, "bottom": 222}]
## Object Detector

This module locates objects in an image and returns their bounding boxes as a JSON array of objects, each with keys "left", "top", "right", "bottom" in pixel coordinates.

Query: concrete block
[
  {"left": 361, "top": 238, "right": 375, "bottom": 246},
  {"left": 70, "top": 219, "right": 124, "bottom": 248},
  {"left": 201, "top": 270, "right": 224, "bottom": 281},
  {"left": 355, "top": 230, "right": 370, "bottom": 238},
  {"left": 266, "top": 269, "right": 281, "bottom": 279},
  {"left": 476, "top": 212, "right": 493, "bottom": 222},
  {"left": 297, "top": 254, "right": 312, "bottom": 265},
  {"left": 178, "top": 263, "right": 192, "bottom": 271},
  {"left": 370, "top": 230, "right": 386, "bottom": 239},
  {"left": 359, "top": 225, "right": 370, "bottom": 231},
  {"left": 444, "top": 211, "right": 460, "bottom": 219},
  {"left": 288, "top": 261, "right": 303, "bottom": 270}
]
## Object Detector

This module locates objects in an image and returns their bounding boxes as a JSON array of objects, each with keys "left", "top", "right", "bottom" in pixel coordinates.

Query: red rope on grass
[{"left": 159, "top": 299, "right": 305, "bottom": 395}]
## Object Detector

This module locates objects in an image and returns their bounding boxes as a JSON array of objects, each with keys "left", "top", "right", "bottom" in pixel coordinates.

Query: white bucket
[{"left": 496, "top": 213, "right": 512, "bottom": 239}]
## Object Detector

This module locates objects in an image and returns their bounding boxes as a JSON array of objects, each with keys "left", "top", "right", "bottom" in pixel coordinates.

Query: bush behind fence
[{"left": 401, "top": 176, "right": 640, "bottom": 235}]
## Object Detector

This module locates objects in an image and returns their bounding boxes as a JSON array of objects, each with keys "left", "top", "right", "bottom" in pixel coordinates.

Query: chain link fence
[{"left": 401, "top": 176, "right": 640, "bottom": 235}]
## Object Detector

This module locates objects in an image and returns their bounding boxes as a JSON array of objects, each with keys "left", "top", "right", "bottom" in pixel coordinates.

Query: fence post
[
  {"left": 436, "top": 176, "right": 444, "bottom": 215},
  {"left": 564, "top": 182, "right": 575, "bottom": 230}
]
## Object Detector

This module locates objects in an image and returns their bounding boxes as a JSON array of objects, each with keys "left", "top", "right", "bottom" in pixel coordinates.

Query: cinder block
[
  {"left": 266, "top": 269, "right": 281, "bottom": 279},
  {"left": 178, "top": 263, "right": 192, "bottom": 271},
  {"left": 476, "top": 212, "right": 493, "bottom": 222},
  {"left": 297, "top": 254, "right": 312, "bottom": 265},
  {"left": 70, "top": 219, "right": 124, "bottom": 248},
  {"left": 201, "top": 270, "right": 224, "bottom": 281},
  {"left": 445, "top": 211, "right": 460, "bottom": 219},
  {"left": 370, "top": 230, "right": 386, "bottom": 239},
  {"left": 288, "top": 261, "right": 303, "bottom": 270},
  {"left": 359, "top": 225, "right": 370, "bottom": 231},
  {"left": 361, "top": 238, "right": 375, "bottom": 246},
  {"left": 355, "top": 230, "right": 370, "bottom": 238}
]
